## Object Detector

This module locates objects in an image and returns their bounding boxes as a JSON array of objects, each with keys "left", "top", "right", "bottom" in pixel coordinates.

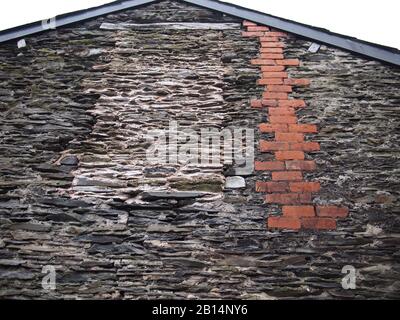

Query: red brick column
[{"left": 243, "top": 21, "right": 349, "bottom": 231}]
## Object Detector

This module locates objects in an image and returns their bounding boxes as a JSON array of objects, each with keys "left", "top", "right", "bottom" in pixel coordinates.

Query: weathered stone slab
[
  {"left": 60, "top": 155, "right": 79, "bottom": 166},
  {"left": 141, "top": 191, "right": 208, "bottom": 200},
  {"left": 9, "top": 222, "right": 51, "bottom": 232},
  {"left": 100, "top": 22, "right": 241, "bottom": 30},
  {"left": 225, "top": 176, "right": 246, "bottom": 189}
]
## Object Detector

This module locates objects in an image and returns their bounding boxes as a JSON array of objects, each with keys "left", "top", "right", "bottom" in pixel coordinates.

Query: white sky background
[{"left": 0, "top": 0, "right": 399, "bottom": 49}]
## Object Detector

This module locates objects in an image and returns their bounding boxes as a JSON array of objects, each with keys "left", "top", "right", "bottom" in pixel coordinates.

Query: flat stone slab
[
  {"left": 141, "top": 191, "right": 208, "bottom": 200},
  {"left": 60, "top": 155, "right": 79, "bottom": 166},
  {"left": 9, "top": 222, "right": 51, "bottom": 232},
  {"left": 100, "top": 22, "right": 241, "bottom": 31},
  {"left": 225, "top": 176, "right": 246, "bottom": 189}
]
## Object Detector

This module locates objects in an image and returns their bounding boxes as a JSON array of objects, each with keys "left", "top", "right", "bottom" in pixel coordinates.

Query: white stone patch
[
  {"left": 364, "top": 224, "right": 383, "bottom": 236},
  {"left": 225, "top": 176, "right": 246, "bottom": 189},
  {"left": 17, "top": 39, "right": 26, "bottom": 49}
]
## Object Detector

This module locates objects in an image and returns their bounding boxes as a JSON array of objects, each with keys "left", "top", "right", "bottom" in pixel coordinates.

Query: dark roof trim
[
  {"left": 0, "top": 0, "right": 400, "bottom": 66},
  {"left": 187, "top": 0, "right": 400, "bottom": 66},
  {"left": 0, "top": 0, "right": 155, "bottom": 43}
]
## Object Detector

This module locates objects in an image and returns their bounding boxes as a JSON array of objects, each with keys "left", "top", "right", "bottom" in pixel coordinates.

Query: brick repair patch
[{"left": 242, "top": 20, "right": 349, "bottom": 231}]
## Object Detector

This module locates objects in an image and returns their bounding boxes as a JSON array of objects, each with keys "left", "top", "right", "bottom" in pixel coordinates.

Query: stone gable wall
[{"left": 0, "top": 0, "right": 399, "bottom": 299}]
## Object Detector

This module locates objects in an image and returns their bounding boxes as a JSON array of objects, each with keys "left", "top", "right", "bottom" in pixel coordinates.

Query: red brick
[
  {"left": 256, "top": 181, "right": 268, "bottom": 192},
  {"left": 255, "top": 161, "right": 285, "bottom": 171},
  {"left": 282, "top": 206, "right": 315, "bottom": 218},
  {"left": 275, "top": 151, "right": 305, "bottom": 160},
  {"left": 268, "top": 217, "right": 301, "bottom": 230},
  {"left": 261, "top": 54, "right": 284, "bottom": 60},
  {"left": 298, "top": 193, "right": 313, "bottom": 204},
  {"left": 261, "top": 99, "right": 279, "bottom": 107},
  {"left": 265, "top": 31, "right": 288, "bottom": 37},
  {"left": 258, "top": 78, "right": 283, "bottom": 85},
  {"left": 268, "top": 108, "right": 295, "bottom": 116},
  {"left": 302, "top": 218, "right": 336, "bottom": 230},
  {"left": 268, "top": 182, "right": 289, "bottom": 192},
  {"left": 256, "top": 181, "right": 289, "bottom": 193},
  {"left": 261, "top": 72, "right": 288, "bottom": 78},
  {"left": 251, "top": 59, "right": 276, "bottom": 65},
  {"left": 260, "top": 140, "right": 289, "bottom": 151},
  {"left": 275, "top": 133, "right": 304, "bottom": 142},
  {"left": 276, "top": 59, "right": 300, "bottom": 66},
  {"left": 289, "top": 124, "right": 318, "bottom": 133},
  {"left": 242, "top": 31, "right": 265, "bottom": 37},
  {"left": 284, "top": 78, "right": 311, "bottom": 86},
  {"left": 290, "top": 182, "right": 321, "bottom": 193},
  {"left": 250, "top": 99, "right": 263, "bottom": 108},
  {"left": 272, "top": 171, "right": 303, "bottom": 181},
  {"left": 261, "top": 65, "right": 285, "bottom": 72},
  {"left": 278, "top": 100, "right": 306, "bottom": 108},
  {"left": 316, "top": 206, "right": 349, "bottom": 218},
  {"left": 261, "top": 48, "right": 284, "bottom": 54},
  {"left": 267, "top": 85, "right": 292, "bottom": 93},
  {"left": 285, "top": 160, "right": 316, "bottom": 171},
  {"left": 269, "top": 116, "right": 297, "bottom": 124},
  {"left": 261, "top": 42, "right": 285, "bottom": 48},
  {"left": 263, "top": 92, "right": 289, "bottom": 100},
  {"left": 259, "top": 123, "right": 288, "bottom": 133},
  {"left": 260, "top": 36, "right": 279, "bottom": 42},
  {"left": 266, "top": 193, "right": 312, "bottom": 204},
  {"left": 290, "top": 142, "right": 320, "bottom": 152},
  {"left": 247, "top": 26, "right": 269, "bottom": 32},
  {"left": 243, "top": 20, "right": 257, "bottom": 27}
]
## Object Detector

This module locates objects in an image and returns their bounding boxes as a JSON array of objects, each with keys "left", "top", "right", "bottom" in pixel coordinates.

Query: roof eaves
[
  {"left": 184, "top": 0, "right": 400, "bottom": 66},
  {"left": 0, "top": 0, "right": 157, "bottom": 43}
]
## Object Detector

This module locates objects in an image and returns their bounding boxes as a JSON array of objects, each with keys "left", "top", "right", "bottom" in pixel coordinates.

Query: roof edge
[
  {"left": 185, "top": 0, "right": 400, "bottom": 66},
  {"left": 0, "top": 0, "right": 156, "bottom": 43},
  {"left": 0, "top": 0, "right": 399, "bottom": 66}
]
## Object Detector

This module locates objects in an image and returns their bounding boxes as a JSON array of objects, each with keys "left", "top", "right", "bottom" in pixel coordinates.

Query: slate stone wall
[{"left": 0, "top": 0, "right": 399, "bottom": 299}]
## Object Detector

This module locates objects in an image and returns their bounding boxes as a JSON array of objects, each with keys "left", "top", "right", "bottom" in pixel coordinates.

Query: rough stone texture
[{"left": 0, "top": 0, "right": 399, "bottom": 299}]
